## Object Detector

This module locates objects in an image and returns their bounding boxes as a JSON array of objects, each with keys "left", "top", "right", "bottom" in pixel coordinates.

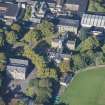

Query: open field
[{"left": 61, "top": 67, "right": 105, "bottom": 105}]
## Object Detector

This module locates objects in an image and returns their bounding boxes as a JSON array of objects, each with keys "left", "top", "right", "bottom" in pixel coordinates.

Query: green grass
[
  {"left": 61, "top": 67, "right": 105, "bottom": 105},
  {"left": 88, "top": 0, "right": 105, "bottom": 13}
]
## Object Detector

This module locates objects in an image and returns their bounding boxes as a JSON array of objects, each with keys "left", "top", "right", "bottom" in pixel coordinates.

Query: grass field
[
  {"left": 61, "top": 67, "right": 105, "bottom": 105},
  {"left": 88, "top": 0, "right": 105, "bottom": 13}
]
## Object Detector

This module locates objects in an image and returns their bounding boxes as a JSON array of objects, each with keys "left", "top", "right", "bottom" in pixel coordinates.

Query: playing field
[{"left": 61, "top": 67, "right": 105, "bottom": 105}]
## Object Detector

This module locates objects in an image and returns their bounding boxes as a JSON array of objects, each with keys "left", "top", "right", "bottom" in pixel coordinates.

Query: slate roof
[
  {"left": 9, "top": 58, "right": 29, "bottom": 66},
  {"left": 0, "top": 2, "right": 20, "bottom": 18},
  {"left": 7, "top": 65, "right": 26, "bottom": 73},
  {"left": 6, "top": 58, "right": 29, "bottom": 73},
  {"left": 58, "top": 17, "right": 79, "bottom": 27}
]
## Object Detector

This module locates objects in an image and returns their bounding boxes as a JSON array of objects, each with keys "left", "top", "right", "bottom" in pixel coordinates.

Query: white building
[
  {"left": 6, "top": 58, "right": 29, "bottom": 80},
  {"left": 81, "top": 14, "right": 105, "bottom": 28},
  {"left": 57, "top": 17, "right": 79, "bottom": 34}
]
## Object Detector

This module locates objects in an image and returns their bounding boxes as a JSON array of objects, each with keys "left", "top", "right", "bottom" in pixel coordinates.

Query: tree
[
  {"left": 0, "top": 97, "right": 5, "bottom": 105},
  {"left": 6, "top": 31, "right": 17, "bottom": 45},
  {"left": 71, "top": 54, "right": 85, "bottom": 70},
  {"left": 23, "top": 45, "right": 57, "bottom": 78},
  {"left": 0, "top": 52, "right": 6, "bottom": 72},
  {"left": 27, "top": 78, "right": 52, "bottom": 104},
  {"left": 16, "top": 100, "right": 25, "bottom": 105},
  {"left": 0, "top": 29, "right": 4, "bottom": 47},
  {"left": 26, "top": 78, "right": 53, "bottom": 104},
  {"left": 79, "top": 27, "right": 89, "bottom": 41},
  {"left": 11, "top": 23, "right": 21, "bottom": 33},
  {"left": 59, "top": 60, "right": 70, "bottom": 73},
  {"left": 35, "top": 87, "right": 52, "bottom": 104},
  {"left": 23, "top": 30, "right": 36, "bottom": 45},
  {"left": 82, "top": 50, "right": 95, "bottom": 66},
  {"left": 38, "top": 20, "right": 54, "bottom": 38},
  {"left": 78, "top": 37, "right": 99, "bottom": 52},
  {"left": 102, "top": 44, "right": 105, "bottom": 53}
]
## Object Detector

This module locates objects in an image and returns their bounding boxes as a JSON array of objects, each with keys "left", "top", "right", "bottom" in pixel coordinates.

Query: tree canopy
[
  {"left": 0, "top": 52, "right": 6, "bottom": 72},
  {"left": 6, "top": 31, "right": 17, "bottom": 45},
  {"left": 11, "top": 23, "right": 21, "bottom": 33},
  {"left": 78, "top": 37, "right": 100, "bottom": 52}
]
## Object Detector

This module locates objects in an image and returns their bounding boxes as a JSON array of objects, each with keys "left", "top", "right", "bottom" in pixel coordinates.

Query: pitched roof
[{"left": 58, "top": 17, "right": 79, "bottom": 27}]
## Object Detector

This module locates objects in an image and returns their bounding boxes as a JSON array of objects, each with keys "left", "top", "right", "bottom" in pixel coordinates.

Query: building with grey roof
[
  {"left": 57, "top": 17, "right": 79, "bottom": 34},
  {"left": 0, "top": 2, "right": 21, "bottom": 24},
  {"left": 16, "top": 0, "right": 35, "bottom": 5},
  {"left": 6, "top": 58, "right": 29, "bottom": 80},
  {"left": 66, "top": 40, "right": 76, "bottom": 50},
  {"left": 63, "top": 0, "right": 89, "bottom": 15},
  {"left": 46, "top": 0, "right": 64, "bottom": 13},
  {"left": 81, "top": 14, "right": 105, "bottom": 28}
]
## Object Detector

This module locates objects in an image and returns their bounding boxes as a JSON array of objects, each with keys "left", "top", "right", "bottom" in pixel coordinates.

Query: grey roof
[
  {"left": 0, "top": 2, "right": 20, "bottom": 18},
  {"left": 7, "top": 65, "right": 26, "bottom": 73},
  {"left": 16, "top": 0, "right": 34, "bottom": 4},
  {"left": 58, "top": 18, "right": 79, "bottom": 27},
  {"left": 9, "top": 58, "right": 29, "bottom": 66},
  {"left": 65, "top": 0, "right": 89, "bottom": 13},
  {"left": 46, "top": 0, "right": 56, "bottom": 4}
]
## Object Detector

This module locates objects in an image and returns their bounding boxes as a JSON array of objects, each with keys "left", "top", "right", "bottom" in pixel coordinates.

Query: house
[
  {"left": 6, "top": 58, "right": 29, "bottom": 80},
  {"left": 57, "top": 17, "right": 79, "bottom": 34},
  {"left": 81, "top": 14, "right": 105, "bottom": 28},
  {"left": 66, "top": 40, "right": 76, "bottom": 50},
  {"left": 0, "top": 2, "right": 21, "bottom": 24},
  {"left": 63, "top": 0, "right": 89, "bottom": 15}
]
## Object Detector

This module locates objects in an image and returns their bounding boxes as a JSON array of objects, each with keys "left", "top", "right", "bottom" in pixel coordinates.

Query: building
[
  {"left": 81, "top": 14, "right": 105, "bottom": 28},
  {"left": 46, "top": 0, "right": 64, "bottom": 13},
  {"left": 51, "top": 38, "right": 62, "bottom": 49},
  {"left": 0, "top": 2, "right": 21, "bottom": 24},
  {"left": 6, "top": 58, "right": 29, "bottom": 80},
  {"left": 48, "top": 49, "right": 70, "bottom": 65},
  {"left": 66, "top": 40, "right": 76, "bottom": 50},
  {"left": 57, "top": 17, "right": 79, "bottom": 34},
  {"left": 63, "top": 0, "right": 89, "bottom": 15},
  {"left": 31, "top": 1, "right": 47, "bottom": 19},
  {"left": 16, "top": 0, "right": 35, "bottom": 5}
]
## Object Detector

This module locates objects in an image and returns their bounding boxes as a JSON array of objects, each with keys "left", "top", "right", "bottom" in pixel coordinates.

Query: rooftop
[
  {"left": 9, "top": 58, "right": 29, "bottom": 66},
  {"left": 58, "top": 17, "right": 79, "bottom": 27},
  {"left": 0, "top": 2, "right": 20, "bottom": 18},
  {"left": 64, "top": 0, "right": 89, "bottom": 13}
]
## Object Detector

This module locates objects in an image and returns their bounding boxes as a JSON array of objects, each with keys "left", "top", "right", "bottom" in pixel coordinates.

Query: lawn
[
  {"left": 88, "top": 0, "right": 105, "bottom": 13},
  {"left": 61, "top": 67, "right": 105, "bottom": 105}
]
